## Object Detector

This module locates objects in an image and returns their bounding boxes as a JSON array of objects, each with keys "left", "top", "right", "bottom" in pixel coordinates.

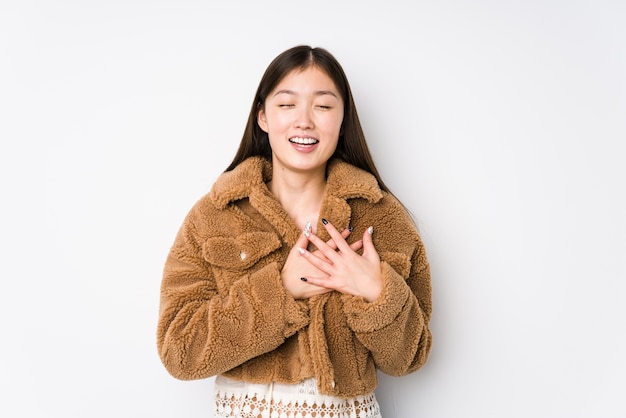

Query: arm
[
  {"left": 299, "top": 204, "right": 433, "bottom": 376},
  {"left": 342, "top": 238, "right": 433, "bottom": 376},
  {"left": 156, "top": 204, "right": 309, "bottom": 380}
]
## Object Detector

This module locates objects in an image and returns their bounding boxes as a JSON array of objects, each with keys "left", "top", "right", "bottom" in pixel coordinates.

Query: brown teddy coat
[{"left": 157, "top": 156, "right": 432, "bottom": 398}]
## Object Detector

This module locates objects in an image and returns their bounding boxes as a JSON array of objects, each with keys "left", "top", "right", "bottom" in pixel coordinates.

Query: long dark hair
[{"left": 225, "top": 45, "right": 392, "bottom": 194}]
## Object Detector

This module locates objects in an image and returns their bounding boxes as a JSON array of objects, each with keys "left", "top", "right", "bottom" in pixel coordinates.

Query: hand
[
  {"left": 299, "top": 219, "right": 382, "bottom": 303},
  {"left": 281, "top": 225, "right": 362, "bottom": 300}
]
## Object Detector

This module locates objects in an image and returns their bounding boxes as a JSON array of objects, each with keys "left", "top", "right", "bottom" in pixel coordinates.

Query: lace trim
[{"left": 214, "top": 376, "right": 382, "bottom": 418}]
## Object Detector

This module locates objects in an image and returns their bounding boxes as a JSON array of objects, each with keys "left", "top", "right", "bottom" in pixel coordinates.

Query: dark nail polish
[
  {"left": 321, "top": 218, "right": 328, "bottom": 225},
  {"left": 300, "top": 277, "right": 308, "bottom": 282}
]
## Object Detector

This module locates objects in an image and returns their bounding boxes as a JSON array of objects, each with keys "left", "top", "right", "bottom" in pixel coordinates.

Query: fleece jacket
[{"left": 157, "top": 156, "right": 432, "bottom": 398}]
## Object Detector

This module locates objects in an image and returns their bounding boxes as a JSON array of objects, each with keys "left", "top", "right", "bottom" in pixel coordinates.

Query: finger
[
  {"left": 320, "top": 218, "right": 352, "bottom": 253},
  {"left": 361, "top": 226, "right": 379, "bottom": 259},
  {"left": 298, "top": 246, "right": 332, "bottom": 272},
  {"left": 326, "top": 226, "right": 352, "bottom": 251},
  {"left": 306, "top": 231, "right": 340, "bottom": 262},
  {"left": 295, "top": 226, "right": 310, "bottom": 250},
  {"left": 349, "top": 240, "right": 363, "bottom": 252},
  {"left": 299, "top": 275, "right": 333, "bottom": 290}
]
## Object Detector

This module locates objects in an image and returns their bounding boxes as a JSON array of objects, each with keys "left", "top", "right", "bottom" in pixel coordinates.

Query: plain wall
[{"left": 1, "top": 0, "right": 624, "bottom": 417}]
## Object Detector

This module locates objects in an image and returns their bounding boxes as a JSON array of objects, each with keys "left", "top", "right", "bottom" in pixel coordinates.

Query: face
[{"left": 258, "top": 66, "right": 344, "bottom": 176}]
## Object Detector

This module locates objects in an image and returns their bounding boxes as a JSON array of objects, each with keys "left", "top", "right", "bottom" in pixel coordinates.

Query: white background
[{"left": 1, "top": 0, "right": 625, "bottom": 417}]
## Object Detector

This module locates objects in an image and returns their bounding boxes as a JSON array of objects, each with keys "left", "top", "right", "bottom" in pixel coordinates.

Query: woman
[{"left": 157, "top": 45, "right": 433, "bottom": 418}]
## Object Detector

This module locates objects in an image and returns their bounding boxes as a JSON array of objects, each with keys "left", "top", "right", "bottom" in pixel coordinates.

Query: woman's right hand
[{"left": 281, "top": 227, "right": 362, "bottom": 299}]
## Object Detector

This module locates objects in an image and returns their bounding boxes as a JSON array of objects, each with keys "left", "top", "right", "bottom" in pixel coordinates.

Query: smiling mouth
[{"left": 289, "top": 137, "right": 319, "bottom": 145}]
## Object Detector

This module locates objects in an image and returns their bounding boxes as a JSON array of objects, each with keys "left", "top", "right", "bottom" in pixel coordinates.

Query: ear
[{"left": 257, "top": 107, "right": 269, "bottom": 133}]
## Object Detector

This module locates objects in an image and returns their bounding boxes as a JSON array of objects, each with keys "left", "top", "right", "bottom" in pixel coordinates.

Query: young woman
[{"left": 157, "top": 45, "right": 433, "bottom": 418}]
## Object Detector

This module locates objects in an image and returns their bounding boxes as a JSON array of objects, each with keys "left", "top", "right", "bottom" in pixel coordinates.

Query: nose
[{"left": 294, "top": 107, "right": 314, "bottom": 129}]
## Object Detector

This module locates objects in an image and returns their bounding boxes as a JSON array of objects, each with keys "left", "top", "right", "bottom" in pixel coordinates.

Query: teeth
[{"left": 290, "top": 137, "right": 318, "bottom": 145}]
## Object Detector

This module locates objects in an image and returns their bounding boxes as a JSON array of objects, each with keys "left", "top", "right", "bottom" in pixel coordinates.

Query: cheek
[
  {"left": 266, "top": 112, "right": 292, "bottom": 131},
  {"left": 327, "top": 113, "right": 344, "bottom": 135}
]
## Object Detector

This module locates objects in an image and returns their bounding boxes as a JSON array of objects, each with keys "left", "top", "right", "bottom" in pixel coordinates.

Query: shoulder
[
  {"left": 325, "top": 159, "right": 383, "bottom": 203},
  {"left": 208, "top": 157, "right": 271, "bottom": 209},
  {"left": 357, "top": 191, "right": 416, "bottom": 230},
  {"left": 178, "top": 157, "right": 274, "bottom": 236},
  {"left": 349, "top": 188, "right": 422, "bottom": 259}
]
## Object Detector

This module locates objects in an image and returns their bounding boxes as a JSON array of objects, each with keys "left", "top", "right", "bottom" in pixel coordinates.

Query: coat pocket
[{"left": 202, "top": 231, "right": 282, "bottom": 271}]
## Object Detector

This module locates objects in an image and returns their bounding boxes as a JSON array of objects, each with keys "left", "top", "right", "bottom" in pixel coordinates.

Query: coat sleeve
[
  {"left": 156, "top": 204, "right": 310, "bottom": 380},
  {"left": 342, "top": 222, "right": 433, "bottom": 377}
]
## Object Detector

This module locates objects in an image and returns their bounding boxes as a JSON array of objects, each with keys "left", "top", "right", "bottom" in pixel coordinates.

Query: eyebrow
[{"left": 273, "top": 89, "right": 338, "bottom": 98}]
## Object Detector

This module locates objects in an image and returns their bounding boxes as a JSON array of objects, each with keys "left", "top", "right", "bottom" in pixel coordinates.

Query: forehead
[{"left": 272, "top": 66, "right": 341, "bottom": 96}]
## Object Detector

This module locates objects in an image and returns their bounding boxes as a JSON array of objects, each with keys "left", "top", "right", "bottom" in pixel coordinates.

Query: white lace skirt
[{"left": 214, "top": 375, "right": 382, "bottom": 418}]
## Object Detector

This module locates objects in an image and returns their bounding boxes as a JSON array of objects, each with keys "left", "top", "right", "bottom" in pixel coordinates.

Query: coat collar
[{"left": 209, "top": 156, "right": 384, "bottom": 209}]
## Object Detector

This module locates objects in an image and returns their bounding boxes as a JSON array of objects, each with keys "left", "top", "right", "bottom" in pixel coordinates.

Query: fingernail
[
  {"left": 348, "top": 225, "right": 354, "bottom": 232},
  {"left": 300, "top": 277, "right": 308, "bottom": 282},
  {"left": 297, "top": 247, "right": 305, "bottom": 255},
  {"left": 367, "top": 226, "right": 374, "bottom": 234},
  {"left": 321, "top": 218, "right": 328, "bottom": 225},
  {"left": 303, "top": 221, "right": 311, "bottom": 237}
]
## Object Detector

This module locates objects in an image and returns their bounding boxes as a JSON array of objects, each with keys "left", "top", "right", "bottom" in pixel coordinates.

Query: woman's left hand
[{"left": 299, "top": 219, "right": 382, "bottom": 303}]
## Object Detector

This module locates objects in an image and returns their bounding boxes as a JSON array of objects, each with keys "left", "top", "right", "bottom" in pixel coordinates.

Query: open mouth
[{"left": 289, "top": 137, "right": 319, "bottom": 145}]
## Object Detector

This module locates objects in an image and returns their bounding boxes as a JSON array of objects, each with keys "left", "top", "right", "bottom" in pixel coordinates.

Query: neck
[{"left": 268, "top": 166, "right": 327, "bottom": 230}]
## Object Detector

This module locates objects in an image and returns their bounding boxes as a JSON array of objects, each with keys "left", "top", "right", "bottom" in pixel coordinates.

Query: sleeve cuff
[{"left": 342, "top": 262, "right": 410, "bottom": 333}]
